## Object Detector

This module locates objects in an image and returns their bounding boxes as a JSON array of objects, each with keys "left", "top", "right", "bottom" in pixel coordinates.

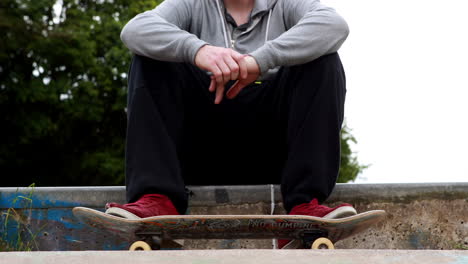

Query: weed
[
  {"left": 453, "top": 243, "right": 468, "bottom": 250},
  {"left": 0, "top": 184, "right": 41, "bottom": 251}
]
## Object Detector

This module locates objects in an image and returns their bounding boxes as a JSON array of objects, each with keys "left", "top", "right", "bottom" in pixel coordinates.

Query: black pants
[{"left": 125, "top": 53, "right": 346, "bottom": 214}]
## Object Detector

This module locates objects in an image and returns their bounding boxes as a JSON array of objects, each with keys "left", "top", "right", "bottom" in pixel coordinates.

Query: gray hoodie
[{"left": 120, "top": 0, "right": 349, "bottom": 79}]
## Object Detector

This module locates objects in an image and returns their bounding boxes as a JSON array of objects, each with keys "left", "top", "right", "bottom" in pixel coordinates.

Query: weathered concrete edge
[
  {"left": 0, "top": 250, "right": 467, "bottom": 264},
  {"left": 1, "top": 182, "right": 467, "bottom": 209}
]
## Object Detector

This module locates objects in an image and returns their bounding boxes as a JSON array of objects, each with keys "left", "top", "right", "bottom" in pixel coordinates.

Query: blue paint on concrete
[
  {"left": 1, "top": 207, "right": 128, "bottom": 251},
  {"left": 103, "top": 242, "right": 128, "bottom": 250},
  {"left": 0, "top": 192, "right": 80, "bottom": 209},
  {"left": 33, "top": 209, "right": 84, "bottom": 230},
  {"left": 0, "top": 188, "right": 111, "bottom": 250},
  {"left": 1, "top": 212, "right": 20, "bottom": 248},
  {"left": 62, "top": 235, "right": 84, "bottom": 244}
]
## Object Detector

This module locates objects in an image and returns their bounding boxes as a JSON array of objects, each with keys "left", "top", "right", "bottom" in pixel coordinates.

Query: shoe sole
[
  {"left": 104, "top": 208, "right": 185, "bottom": 247},
  {"left": 323, "top": 206, "right": 357, "bottom": 219},
  {"left": 105, "top": 207, "right": 141, "bottom": 220},
  {"left": 280, "top": 206, "right": 358, "bottom": 249}
]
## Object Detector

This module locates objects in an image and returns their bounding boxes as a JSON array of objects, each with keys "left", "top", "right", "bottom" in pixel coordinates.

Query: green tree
[
  {"left": 0, "top": 0, "right": 365, "bottom": 187},
  {"left": 0, "top": 0, "right": 160, "bottom": 186},
  {"left": 338, "top": 124, "right": 368, "bottom": 183}
]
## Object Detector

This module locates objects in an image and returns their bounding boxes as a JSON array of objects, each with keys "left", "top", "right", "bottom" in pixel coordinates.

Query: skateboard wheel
[
  {"left": 129, "top": 241, "right": 152, "bottom": 251},
  {"left": 311, "top": 238, "right": 334, "bottom": 250}
]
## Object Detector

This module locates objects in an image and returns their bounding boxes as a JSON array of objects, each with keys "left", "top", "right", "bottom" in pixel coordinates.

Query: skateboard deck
[{"left": 72, "top": 207, "right": 386, "bottom": 250}]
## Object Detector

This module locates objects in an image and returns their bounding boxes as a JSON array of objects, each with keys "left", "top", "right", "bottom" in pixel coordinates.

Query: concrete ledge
[
  {"left": 1, "top": 182, "right": 467, "bottom": 208},
  {"left": 1, "top": 183, "right": 467, "bottom": 251},
  {"left": 328, "top": 182, "right": 468, "bottom": 203},
  {"left": 0, "top": 250, "right": 467, "bottom": 264}
]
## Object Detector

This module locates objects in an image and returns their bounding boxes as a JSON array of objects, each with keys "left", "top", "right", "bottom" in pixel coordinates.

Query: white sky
[{"left": 322, "top": 0, "right": 468, "bottom": 183}]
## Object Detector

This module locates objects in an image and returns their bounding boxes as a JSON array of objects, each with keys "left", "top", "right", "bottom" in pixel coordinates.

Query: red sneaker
[
  {"left": 105, "top": 194, "right": 179, "bottom": 219},
  {"left": 278, "top": 199, "right": 357, "bottom": 249}
]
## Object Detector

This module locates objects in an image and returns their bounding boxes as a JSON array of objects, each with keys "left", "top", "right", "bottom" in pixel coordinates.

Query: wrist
[
  {"left": 189, "top": 39, "right": 209, "bottom": 65},
  {"left": 194, "top": 44, "right": 211, "bottom": 67},
  {"left": 244, "top": 56, "right": 260, "bottom": 73}
]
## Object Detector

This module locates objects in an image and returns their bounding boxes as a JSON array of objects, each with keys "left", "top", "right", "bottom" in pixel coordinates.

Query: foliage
[
  {"left": 338, "top": 124, "right": 368, "bottom": 183},
  {"left": 0, "top": 184, "right": 41, "bottom": 251},
  {"left": 0, "top": 0, "right": 365, "bottom": 186},
  {"left": 0, "top": 0, "right": 160, "bottom": 186},
  {"left": 452, "top": 243, "right": 468, "bottom": 250}
]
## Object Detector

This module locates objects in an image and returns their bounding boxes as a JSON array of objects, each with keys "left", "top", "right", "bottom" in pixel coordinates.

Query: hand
[
  {"left": 195, "top": 45, "right": 248, "bottom": 104},
  {"left": 226, "top": 56, "right": 260, "bottom": 99}
]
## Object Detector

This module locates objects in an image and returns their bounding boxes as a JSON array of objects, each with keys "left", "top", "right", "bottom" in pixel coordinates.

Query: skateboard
[{"left": 72, "top": 207, "right": 386, "bottom": 250}]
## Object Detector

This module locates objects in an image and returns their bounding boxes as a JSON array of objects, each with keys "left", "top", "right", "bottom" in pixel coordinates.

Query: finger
[
  {"left": 224, "top": 56, "right": 239, "bottom": 80},
  {"left": 208, "top": 76, "right": 216, "bottom": 92},
  {"left": 226, "top": 80, "right": 240, "bottom": 99},
  {"left": 215, "top": 81, "right": 224, "bottom": 104},
  {"left": 230, "top": 50, "right": 245, "bottom": 62},
  {"left": 237, "top": 57, "right": 248, "bottom": 79},
  {"left": 211, "top": 66, "right": 224, "bottom": 93},
  {"left": 231, "top": 52, "right": 248, "bottom": 79},
  {"left": 217, "top": 60, "right": 231, "bottom": 84},
  {"left": 226, "top": 80, "right": 248, "bottom": 99},
  {"left": 211, "top": 64, "right": 226, "bottom": 104}
]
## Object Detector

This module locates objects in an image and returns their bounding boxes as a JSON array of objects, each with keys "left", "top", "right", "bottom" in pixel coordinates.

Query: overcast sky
[{"left": 322, "top": 0, "right": 468, "bottom": 183}]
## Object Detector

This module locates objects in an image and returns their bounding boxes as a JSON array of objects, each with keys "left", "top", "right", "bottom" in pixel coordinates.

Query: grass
[
  {"left": 453, "top": 243, "right": 468, "bottom": 250},
  {"left": 0, "top": 184, "right": 41, "bottom": 251}
]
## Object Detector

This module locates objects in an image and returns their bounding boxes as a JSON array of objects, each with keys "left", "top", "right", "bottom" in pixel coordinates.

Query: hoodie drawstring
[
  {"left": 215, "top": 0, "right": 230, "bottom": 48},
  {"left": 265, "top": 9, "right": 272, "bottom": 43}
]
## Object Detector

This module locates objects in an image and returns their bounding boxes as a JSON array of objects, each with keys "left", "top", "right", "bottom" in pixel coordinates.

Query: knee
[
  {"left": 299, "top": 52, "right": 342, "bottom": 72},
  {"left": 283, "top": 52, "right": 345, "bottom": 84}
]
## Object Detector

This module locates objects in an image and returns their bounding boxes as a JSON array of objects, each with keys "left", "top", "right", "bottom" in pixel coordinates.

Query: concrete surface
[
  {"left": 0, "top": 183, "right": 467, "bottom": 250},
  {"left": 0, "top": 250, "right": 467, "bottom": 264},
  {"left": 1, "top": 183, "right": 467, "bottom": 208}
]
